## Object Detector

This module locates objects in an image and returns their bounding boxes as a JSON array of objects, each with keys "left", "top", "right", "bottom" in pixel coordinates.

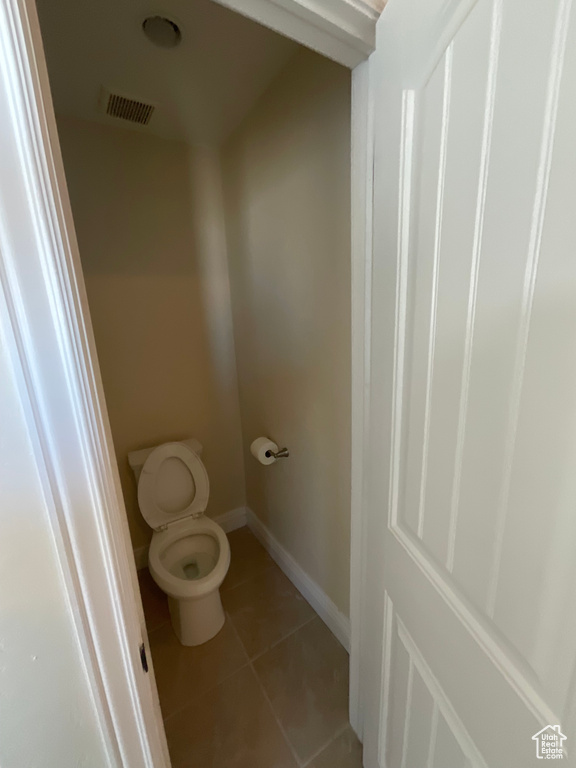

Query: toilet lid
[{"left": 138, "top": 442, "right": 209, "bottom": 530}]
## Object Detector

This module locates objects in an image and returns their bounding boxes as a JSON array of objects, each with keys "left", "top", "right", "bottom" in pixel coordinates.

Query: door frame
[{"left": 0, "top": 0, "right": 378, "bottom": 762}]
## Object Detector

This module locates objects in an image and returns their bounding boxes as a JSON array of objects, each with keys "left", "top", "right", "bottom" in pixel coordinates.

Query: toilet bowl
[{"left": 128, "top": 439, "right": 230, "bottom": 646}]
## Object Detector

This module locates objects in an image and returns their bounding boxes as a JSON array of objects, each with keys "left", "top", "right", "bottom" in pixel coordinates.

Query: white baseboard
[
  {"left": 133, "top": 507, "right": 247, "bottom": 570},
  {"left": 215, "top": 506, "right": 247, "bottom": 533},
  {"left": 245, "top": 508, "right": 350, "bottom": 652}
]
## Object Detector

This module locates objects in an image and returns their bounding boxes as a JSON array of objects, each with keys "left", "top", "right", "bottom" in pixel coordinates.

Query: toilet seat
[{"left": 138, "top": 442, "right": 209, "bottom": 530}]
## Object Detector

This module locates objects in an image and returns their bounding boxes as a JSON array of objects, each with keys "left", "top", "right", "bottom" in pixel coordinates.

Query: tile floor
[{"left": 139, "top": 526, "right": 363, "bottom": 768}]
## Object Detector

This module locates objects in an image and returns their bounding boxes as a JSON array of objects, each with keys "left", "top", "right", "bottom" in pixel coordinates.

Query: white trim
[
  {"left": 396, "top": 616, "right": 490, "bottom": 768},
  {"left": 391, "top": 523, "right": 560, "bottom": 725},
  {"left": 349, "top": 55, "right": 374, "bottom": 740},
  {"left": 133, "top": 507, "right": 248, "bottom": 570},
  {"left": 377, "top": 593, "right": 394, "bottom": 768},
  {"left": 215, "top": 506, "right": 248, "bottom": 532},
  {"left": 245, "top": 508, "right": 351, "bottom": 652},
  {"left": 209, "top": 0, "right": 378, "bottom": 68},
  {"left": 0, "top": 0, "right": 169, "bottom": 765}
]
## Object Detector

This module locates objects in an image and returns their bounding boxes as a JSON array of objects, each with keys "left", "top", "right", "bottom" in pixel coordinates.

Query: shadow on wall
[
  {"left": 222, "top": 48, "right": 352, "bottom": 616},
  {"left": 57, "top": 117, "right": 245, "bottom": 553}
]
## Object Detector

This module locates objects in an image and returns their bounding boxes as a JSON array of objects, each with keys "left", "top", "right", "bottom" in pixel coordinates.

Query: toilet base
[{"left": 168, "top": 588, "right": 225, "bottom": 646}]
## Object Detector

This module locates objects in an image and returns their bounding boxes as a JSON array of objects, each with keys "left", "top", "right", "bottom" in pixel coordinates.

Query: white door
[{"left": 363, "top": 0, "right": 576, "bottom": 766}]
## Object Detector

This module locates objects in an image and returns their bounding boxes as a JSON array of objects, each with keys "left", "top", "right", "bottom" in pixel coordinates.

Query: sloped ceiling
[{"left": 36, "top": 0, "right": 299, "bottom": 145}]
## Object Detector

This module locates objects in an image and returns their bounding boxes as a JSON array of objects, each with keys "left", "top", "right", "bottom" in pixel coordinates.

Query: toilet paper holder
[{"left": 266, "top": 447, "right": 290, "bottom": 460}]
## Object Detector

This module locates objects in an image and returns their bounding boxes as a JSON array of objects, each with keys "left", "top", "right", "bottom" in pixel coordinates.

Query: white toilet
[{"left": 128, "top": 438, "right": 230, "bottom": 646}]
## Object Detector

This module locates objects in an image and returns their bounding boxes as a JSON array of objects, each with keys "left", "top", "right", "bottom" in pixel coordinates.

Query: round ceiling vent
[{"left": 142, "top": 16, "right": 182, "bottom": 48}]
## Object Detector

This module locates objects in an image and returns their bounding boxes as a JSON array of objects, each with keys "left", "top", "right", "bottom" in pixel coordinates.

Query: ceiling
[{"left": 36, "top": 0, "right": 299, "bottom": 145}]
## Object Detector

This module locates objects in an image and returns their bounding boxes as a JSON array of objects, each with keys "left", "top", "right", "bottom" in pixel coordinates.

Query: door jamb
[
  {"left": 349, "top": 57, "right": 374, "bottom": 738},
  {"left": 0, "top": 0, "right": 377, "bottom": 761}
]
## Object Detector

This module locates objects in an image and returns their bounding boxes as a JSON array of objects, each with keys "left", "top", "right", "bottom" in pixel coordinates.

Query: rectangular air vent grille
[{"left": 105, "top": 93, "right": 154, "bottom": 125}]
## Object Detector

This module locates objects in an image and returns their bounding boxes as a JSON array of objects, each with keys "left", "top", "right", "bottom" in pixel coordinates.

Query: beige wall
[
  {"left": 58, "top": 117, "right": 245, "bottom": 553},
  {"left": 222, "top": 49, "right": 351, "bottom": 615},
  {"left": 0, "top": 313, "right": 107, "bottom": 766}
]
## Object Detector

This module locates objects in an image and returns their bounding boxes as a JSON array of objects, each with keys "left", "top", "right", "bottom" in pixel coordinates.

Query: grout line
[
  {"left": 161, "top": 658, "right": 251, "bottom": 725},
  {"left": 249, "top": 614, "right": 317, "bottom": 664},
  {"left": 252, "top": 669, "right": 304, "bottom": 767},
  {"left": 222, "top": 553, "right": 318, "bottom": 662},
  {"left": 157, "top": 611, "right": 253, "bottom": 725},
  {"left": 146, "top": 617, "right": 170, "bottom": 637},
  {"left": 301, "top": 722, "right": 351, "bottom": 767},
  {"left": 226, "top": 611, "right": 251, "bottom": 664},
  {"left": 220, "top": 561, "right": 277, "bottom": 595},
  {"left": 227, "top": 614, "right": 304, "bottom": 767},
  {"left": 250, "top": 661, "right": 304, "bottom": 767},
  {"left": 151, "top": 559, "right": 316, "bottom": 722},
  {"left": 150, "top": 534, "right": 351, "bottom": 765},
  {"left": 230, "top": 612, "right": 351, "bottom": 768}
]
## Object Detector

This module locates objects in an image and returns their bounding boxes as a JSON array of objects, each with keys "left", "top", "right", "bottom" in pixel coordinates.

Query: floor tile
[
  {"left": 306, "top": 726, "right": 363, "bottom": 768},
  {"left": 221, "top": 527, "right": 274, "bottom": 592},
  {"left": 149, "top": 618, "right": 248, "bottom": 719},
  {"left": 222, "top": 565, "right": 315, "bottom": 658},
  {"left": 138, "top": 568, "right": 170, "bottom": 632},
  {"left": 253, "top": 618, "right": 349, "bottom": 764},
  {"left": 164, "top": 665, "right": 297, "bottom": 768}
]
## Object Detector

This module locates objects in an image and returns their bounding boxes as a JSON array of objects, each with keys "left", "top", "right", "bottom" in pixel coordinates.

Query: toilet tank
[{"left": 127, "top": 438, "right": 203, "bottom": 483}]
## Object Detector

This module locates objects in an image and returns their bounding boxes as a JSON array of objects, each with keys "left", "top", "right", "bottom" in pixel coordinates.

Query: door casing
[{"left": 0, "top": 0, "right": 378, "bottom": 764}]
